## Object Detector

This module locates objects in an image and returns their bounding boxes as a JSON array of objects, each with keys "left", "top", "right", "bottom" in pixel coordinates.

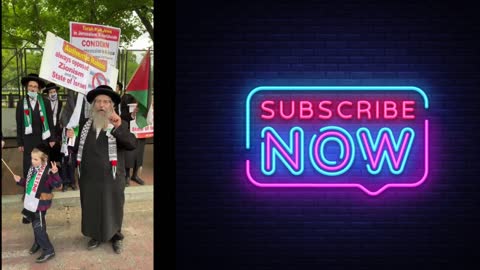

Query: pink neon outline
[
  {"left": 279, "top": 100, "right": 295, "bottom": 120},
  {"left": 260, "top": 100, "right": 275, "bottom": 120},
  {"left": 383, "top": 101, "right": 398, "bottom": 119},
  {"left": 337, "top": 101, "right": 353, "bottom": 119},
  {"left": 299, "top": 101, "right": 314, "bottom": 119},
  {"left": 246, "top": 120, "right": 429, "bottom": 196},
  {"left": 313, "top": 131, "right": 350, "bottom": 171},
  {"left": 360, "top": 131, "right": 411, "bottom": 170},
  {"left": 357, "top": 100, "right": 371, "bottom": 119},
  {"left": 318, "top": 100, "right": 333, "bottom": 119},
  {"left": 265, "top": 130, "right": 300, "bottom": 171},
  {"left": 402, "top": 101, "right": 416, "bottom": 120}
]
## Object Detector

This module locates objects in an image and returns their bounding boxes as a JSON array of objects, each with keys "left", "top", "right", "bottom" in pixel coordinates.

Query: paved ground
[{"left": 1, "top": 186, "right": 154, "bottom": 270}]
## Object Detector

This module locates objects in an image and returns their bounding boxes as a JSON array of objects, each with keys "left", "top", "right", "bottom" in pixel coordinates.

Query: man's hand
[
  {"left": 109, "top": 110, "right": 122, "bottom": 128},
  {"left": 18, "top": 146, "right": 24, "bottom": 152},
  {"left": 49, "top": 141, "right": 55, "bottom": 147},
  {"left": 13, "top": 174, "right": 21, "bottom": 182},
  {"left": 131, "top": 106, "right": 139, "bottom": 119},
  {"left": 50, "top": 161, "right": 58, "bottom": 174}
]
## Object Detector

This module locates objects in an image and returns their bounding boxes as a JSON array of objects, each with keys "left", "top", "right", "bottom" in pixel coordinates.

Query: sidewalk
[{"left": 1, "top": 186, "right": 154, "bottom": 270}]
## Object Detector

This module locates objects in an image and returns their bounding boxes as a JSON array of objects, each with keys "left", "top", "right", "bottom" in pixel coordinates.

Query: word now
[{"left": 261, "top": 126, "right": 415, "bottom": 176}]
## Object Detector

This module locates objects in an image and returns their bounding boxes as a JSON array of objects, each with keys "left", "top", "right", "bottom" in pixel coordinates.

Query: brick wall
[{"left": 176, "top": 1, "right": 480, "bottom": 268}]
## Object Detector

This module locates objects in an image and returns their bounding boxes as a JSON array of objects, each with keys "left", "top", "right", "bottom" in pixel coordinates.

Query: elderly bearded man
[{"left": 67, "top": 85, "right": 136, "bottom": 254}]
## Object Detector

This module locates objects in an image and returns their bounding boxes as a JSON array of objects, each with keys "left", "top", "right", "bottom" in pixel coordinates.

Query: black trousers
[
  {"left": 61, "top": 151, "right": 76, "bottom": 185},
  {"left": 32, "top": 211, "right": 54, "bottom": 254}
]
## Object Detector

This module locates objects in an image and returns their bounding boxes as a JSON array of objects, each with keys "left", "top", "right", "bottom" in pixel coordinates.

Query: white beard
[{"left": 91, "top": 108, "right": 112, "bottom": 131}]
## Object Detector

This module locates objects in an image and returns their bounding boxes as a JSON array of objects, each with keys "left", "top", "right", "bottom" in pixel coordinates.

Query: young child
[{"left": 13, "top": 143, "right": 62, "bottom": 263}]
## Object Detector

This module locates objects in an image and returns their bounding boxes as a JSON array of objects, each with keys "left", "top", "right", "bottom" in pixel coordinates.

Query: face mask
[
  {"left": 27, "top": 92, "right": 38, "bottom": 99},
  {"left": 49, "top": 93, "right": 57, "bottom": 101}
]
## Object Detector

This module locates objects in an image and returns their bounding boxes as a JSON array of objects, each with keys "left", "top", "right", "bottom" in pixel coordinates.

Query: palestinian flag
[{"left": 125, "top": 49, "right": 151, "bottom": 128}]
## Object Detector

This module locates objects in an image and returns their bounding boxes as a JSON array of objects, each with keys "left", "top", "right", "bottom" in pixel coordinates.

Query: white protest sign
[
  {"left": 39, "top": 31, "right": 118, "bottom": 95},
  {"left": 128, "top": 103, "right": 154, "bottom": 139},
  {"left": 70, "top": 22, "right": 121, "bottom": 67}
]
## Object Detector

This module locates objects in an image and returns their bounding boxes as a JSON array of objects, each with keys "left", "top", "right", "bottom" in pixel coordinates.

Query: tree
[
  {"left": 2, "top": 48, "right": 43, "bottom": 90},
  {"left": 1, "top": 0, "right": 153, "bottom": 97},
  {"left": 1, "top": 0, "right": 153, "bottom": 49}
]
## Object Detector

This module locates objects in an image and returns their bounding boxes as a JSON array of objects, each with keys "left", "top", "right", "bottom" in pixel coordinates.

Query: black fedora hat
[
  {"left": 21, "top": 73, "right": 45, "bottom": 88},
  {"left": 86, "top": 85, "right": 121, "bottom": 105},
  {"left": 34, "top": 143, "right": 51, "bottom": 157},
  {"left": 43, "top": 82, "right": 60, "bottom": 93}
]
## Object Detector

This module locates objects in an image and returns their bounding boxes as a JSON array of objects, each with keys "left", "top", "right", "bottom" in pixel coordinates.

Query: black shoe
[
  {"left": 70, "top": 184, "right": 76, "bottom": 190},
  {"left": 131, "top": 176, "right": 145, "bottom": 185},
  {"left": 62, "top": 185, "right": 67, "bottom": 192},
  {"left": 36, "top": 251, "right": 55, "bottom": 263},
  {"left": 29, "top": 243, "right": 40, "bottom": 254},
  {"left": 87, "top": 239, "right": 100, "bottom": 250},
  {"left": 112, "top": 240, "right": 123, "bottom": 254}
]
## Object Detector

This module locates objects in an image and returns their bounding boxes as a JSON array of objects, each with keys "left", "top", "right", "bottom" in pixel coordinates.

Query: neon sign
[{"left": 245, "top": 86, "right": 429, "bottom": 196}]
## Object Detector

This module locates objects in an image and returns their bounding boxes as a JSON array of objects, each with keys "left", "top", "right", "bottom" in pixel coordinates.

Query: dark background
[{"left": 175, "top": 1, "right": 480, "bottom": 269}]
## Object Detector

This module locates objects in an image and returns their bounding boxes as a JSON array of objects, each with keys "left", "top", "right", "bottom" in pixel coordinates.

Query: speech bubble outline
[{"left": 245, "top": 86, "right": 429, "bottom": 196}]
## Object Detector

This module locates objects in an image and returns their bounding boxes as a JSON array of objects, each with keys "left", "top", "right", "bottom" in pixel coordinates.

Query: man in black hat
[
  {"left": 16, "top": 73, "right": 56, "bottom": 178},
  {"left": 42, "top": 83, "right": 63, "bottom": 167},
  {"left": 57, "top": 89, "right": 79, "bottom": 192},
  {"left": 116, "top": 81, "right": 145, "bottom": 186},
  {"left": 66, "top": 85, "right": 136, "bottom": 254}
]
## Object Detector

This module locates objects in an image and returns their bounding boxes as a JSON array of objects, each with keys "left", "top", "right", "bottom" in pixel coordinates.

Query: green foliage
[
  {"left": 2, "top": 0, "right": 153, "bottom": 49},
  {"left": 1, "top": 0, "right": 153, "bottom": 96},
  {"left": 2, "top": 49, "right": 19, "bottom": 90}
]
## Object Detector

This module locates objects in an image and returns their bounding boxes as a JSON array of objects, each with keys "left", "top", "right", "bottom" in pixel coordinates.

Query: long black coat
[
  {"left": 48, "top": 99, "right": 63, "bottom": 162},
  {"left": 74, "top": 119, "right": 137, "bottom": 241},
  {"left": 119, "top": 94, "right": 146, "bottom": 168},
  {"left": 16, "top": 96, "right": 55, "bottom": 177}
]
